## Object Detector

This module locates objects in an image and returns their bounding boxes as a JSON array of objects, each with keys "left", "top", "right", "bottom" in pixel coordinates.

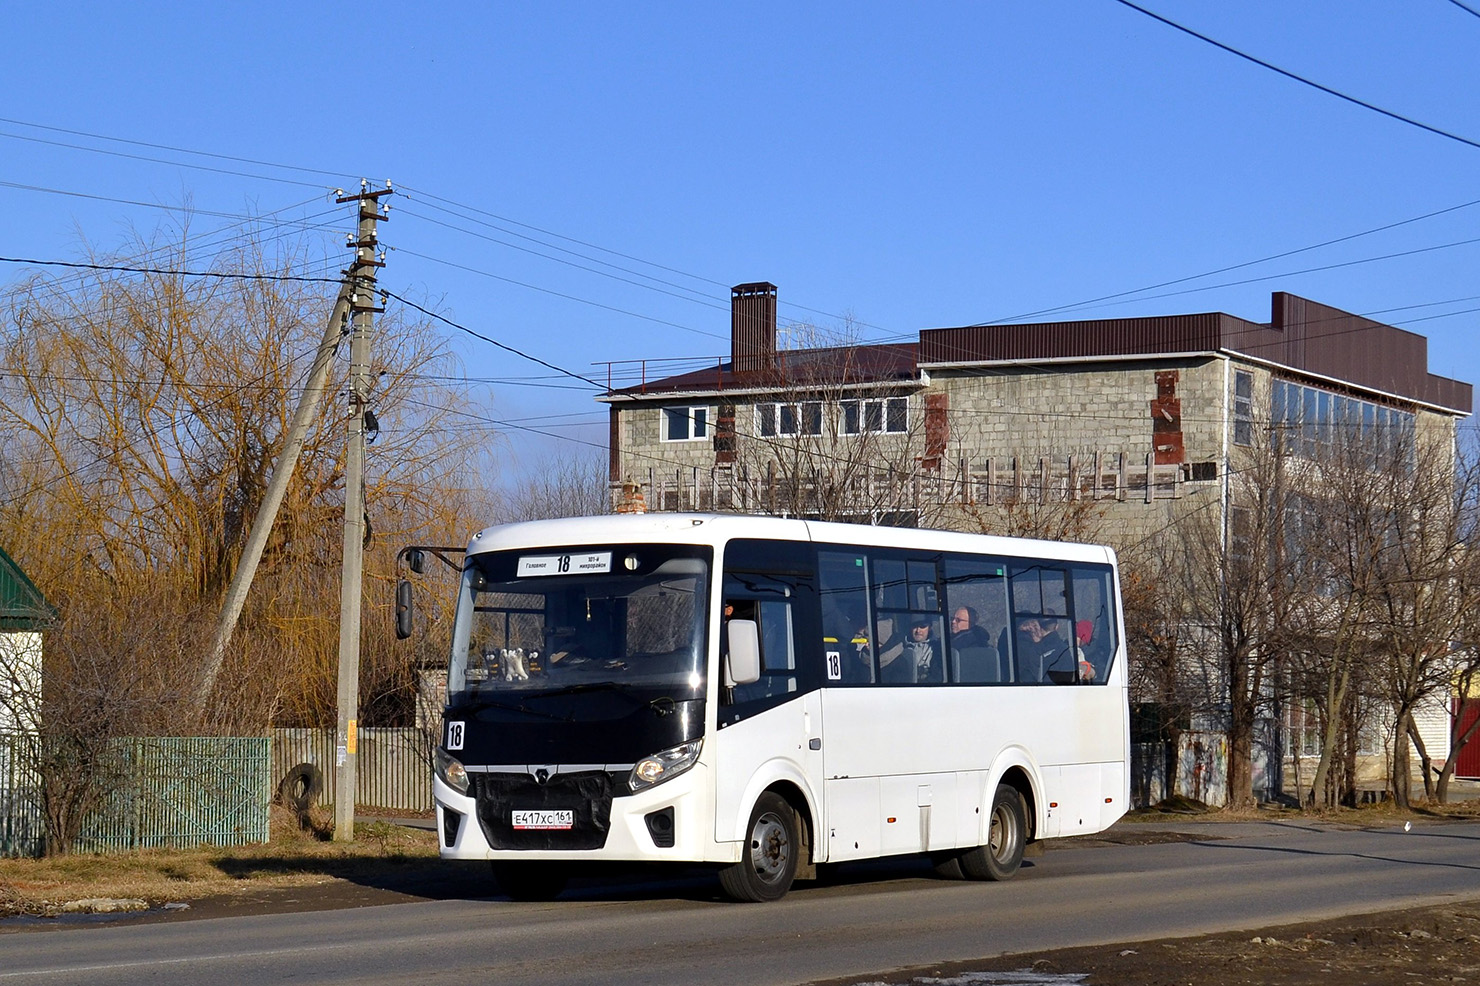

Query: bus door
[
  {"left": 712, "top": 544, "right": 825, "bottom": 849},
  {"left": 817, "top": 548, "right": 964, "bottom": 861}
]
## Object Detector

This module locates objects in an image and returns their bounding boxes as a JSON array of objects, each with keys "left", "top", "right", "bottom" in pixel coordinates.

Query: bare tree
[
  {"left": 1119, "top": 527, "right": 1207, "bottom": 804},
  {"left": 727, "top": 335, "right": 938, "bottom": 526},
  {"left": 499, "top": 450, "right": 609, "bottom": 522},
  {"left": 1361, "top": 431, "right": 1475, "bottom": 806},
  {"left": 1288, "top": 428, "right": 1414, "bottom": 808},
  {"left": 0, "top": 227, "right": 490, "bottom": 739}
]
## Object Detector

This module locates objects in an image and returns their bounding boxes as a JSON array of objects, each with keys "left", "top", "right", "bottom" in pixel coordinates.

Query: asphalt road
[{"left": 4, "top": 819, "right": 1479, "bottom": 986}]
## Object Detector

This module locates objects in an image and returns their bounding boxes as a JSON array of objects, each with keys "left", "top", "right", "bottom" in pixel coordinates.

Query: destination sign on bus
[{"left": 517, "top": 552, "right": 612, "bottom": 577}]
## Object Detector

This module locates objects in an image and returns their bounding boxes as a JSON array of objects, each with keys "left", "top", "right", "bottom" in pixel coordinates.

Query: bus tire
[
  {"left": 719, "top": 792, "right": 799, "bottom": 902},
  {"left": 959, "top": 784, "right": 1026, "bottom": 881},
  {"left": 491, "top": 861, "right": 570, "bottom": 901}
]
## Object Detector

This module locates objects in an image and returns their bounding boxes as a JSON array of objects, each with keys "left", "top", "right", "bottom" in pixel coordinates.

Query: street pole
[{"left": 334, "top": 180, "right": 392, "bottom": 841}]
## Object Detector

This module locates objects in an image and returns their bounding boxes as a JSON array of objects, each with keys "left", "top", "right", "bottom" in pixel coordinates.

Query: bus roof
[{"left": 466, "top": 514, "right": 1116, "bottom": 567}]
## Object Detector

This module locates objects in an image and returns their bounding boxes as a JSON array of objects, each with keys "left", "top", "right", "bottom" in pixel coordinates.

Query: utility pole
[{"left": 334, "top": 180, "right": 392, "bottom": 841}]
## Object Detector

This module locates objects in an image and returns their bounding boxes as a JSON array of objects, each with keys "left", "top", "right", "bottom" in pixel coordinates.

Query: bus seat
[{"left": 956, "top": 645, "right": 1000, "bottom": 683}]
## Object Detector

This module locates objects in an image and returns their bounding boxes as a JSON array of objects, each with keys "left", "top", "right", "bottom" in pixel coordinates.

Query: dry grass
[{"left": 0, "top": 807, "right": 440, "bottom": 917}]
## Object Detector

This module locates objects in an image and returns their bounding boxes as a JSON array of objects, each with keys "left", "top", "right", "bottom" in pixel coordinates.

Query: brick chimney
[{"left": 731, "top": 282, "right": 777, "bottom": 374}]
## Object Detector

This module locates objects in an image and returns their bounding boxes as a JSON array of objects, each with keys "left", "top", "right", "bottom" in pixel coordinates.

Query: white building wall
[
  {"left": 1412, "top": 689, "right": 1453, "bottom": 767},
  {"left": 0, "top": 631, "right": 42, "bottom": 733}
]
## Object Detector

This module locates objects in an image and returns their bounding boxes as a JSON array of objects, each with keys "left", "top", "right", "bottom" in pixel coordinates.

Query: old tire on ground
[
  {"left": 491, "top": 861, "right": 570, "bottom": 901},
  {"left": 719, "top": 791, "right": 800, "bottom": 902},
  {"left": 959, "top": 783, "right": 1027, "bottom": 881},
  {"left": 276, "top": 763, "right": 324, "bottom": 813}
]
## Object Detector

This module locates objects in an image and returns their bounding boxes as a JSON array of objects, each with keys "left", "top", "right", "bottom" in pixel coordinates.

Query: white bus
[{"left": 423, "top": 513, "right": 1129, "bottom": 901}]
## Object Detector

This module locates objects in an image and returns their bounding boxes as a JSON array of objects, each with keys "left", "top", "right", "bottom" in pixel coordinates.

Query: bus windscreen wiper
[
  {"left": 466, "top": 695, "right": 573, "bottom": 722},
  {"left": 526, "top": 680, "right": 689, "bottom": 716}
]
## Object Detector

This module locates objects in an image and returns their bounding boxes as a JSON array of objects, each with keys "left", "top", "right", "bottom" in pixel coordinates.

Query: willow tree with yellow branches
[{"left": 0, "top": 230, "right": 493, "bottom": 743}]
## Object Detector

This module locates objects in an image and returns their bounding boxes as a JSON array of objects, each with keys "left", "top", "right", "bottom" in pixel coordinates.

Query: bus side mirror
[
  {"left": 407, "top": 549, "right": 427, "bottom": 575},
  {"left": 395, "top": 579, "right": 414, "bottom": 639},
  {"left": 725, "top": 619, "right": 761, "bottom": 687}
]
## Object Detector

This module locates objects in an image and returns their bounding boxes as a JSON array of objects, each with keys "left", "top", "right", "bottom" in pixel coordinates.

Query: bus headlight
[
  {"left": 434, "top": 747, "right": 470, "bottom": 796},
  {"left": 630, "top": 739, "right": 702, "bottom": 793}
]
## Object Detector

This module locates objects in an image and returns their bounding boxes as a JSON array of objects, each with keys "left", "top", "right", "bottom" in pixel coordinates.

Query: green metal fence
[
  {"left": 0, "top": 732, "right": 42, "bottom": 856},
  {"left": 0, "top": 733, "right": 270, "bottom": 857}
]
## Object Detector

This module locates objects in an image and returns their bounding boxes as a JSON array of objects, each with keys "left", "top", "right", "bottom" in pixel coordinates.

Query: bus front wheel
[
  {"left": 959, "top": 784, "right": 1026, "bottom": 881},
  {"left": 720, "top": 792, "right": 799, "bottom": 902}
]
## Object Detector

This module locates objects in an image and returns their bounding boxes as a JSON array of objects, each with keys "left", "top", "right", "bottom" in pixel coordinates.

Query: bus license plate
[{"left": 512, "top": 809, "right": 574, "bottom": 830}]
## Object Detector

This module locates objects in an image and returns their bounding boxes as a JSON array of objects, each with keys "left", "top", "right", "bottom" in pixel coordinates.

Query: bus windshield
[{"left": 447, "top": 545, "right": 710, "bottom": 701}]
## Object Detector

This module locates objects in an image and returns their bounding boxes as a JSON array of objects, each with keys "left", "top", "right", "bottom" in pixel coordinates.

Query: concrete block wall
[{"left": 932, "top": 357, "right": 1227, "bottom": 467}]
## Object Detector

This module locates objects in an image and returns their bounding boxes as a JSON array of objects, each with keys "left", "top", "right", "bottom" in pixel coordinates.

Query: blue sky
[{"left": 5, "top": 1, "right": 1480, "bottom": 481}]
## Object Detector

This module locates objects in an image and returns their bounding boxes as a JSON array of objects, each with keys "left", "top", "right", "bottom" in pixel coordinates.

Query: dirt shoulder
[
  {"left": 0, "top": 810, "right": 457, "bottom": 926},
  {"left": 805, "top": 898, "right": 1480, "bottom": 986}
]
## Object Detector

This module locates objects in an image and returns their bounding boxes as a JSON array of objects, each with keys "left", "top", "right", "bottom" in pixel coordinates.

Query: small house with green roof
[{"left": 0, "top": 546, "right": 54, "bottom": 733}]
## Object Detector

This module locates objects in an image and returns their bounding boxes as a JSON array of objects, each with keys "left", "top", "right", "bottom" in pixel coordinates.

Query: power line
[
  {"left": 0, "top": 179, "right": 342, "bottom": 224},
  {"left": 400, "top": 198, "right": 725, "bottom": 309},
  {"left": 0, "top": 115, "right": 351, "bottom": 180},
  {"left": 0, "top": 128, "right": 335, "bottom": 190},
  {"left": 1005, "top": 232, "right": 1480, "bottom": 319},
  {"left": 399, "top": 205, "right": 733, "bottom": 314},
  {"left": 396, "top": 183, "right": 905, "bottom": 341},
  {"left": 391, "top": 248, "right": 728, "bottom": 341},
  {"left": 0, "top": 255, "right": 342, "bottom": 285},
  {"left": 1111, "top": 0, "right": 1480, "bottom": 152},
  {"left": 379, "top": 289, "right": 610, "bottom": 391},
  {"left": 980, "top": 194, "right": 1480, "bottom": 325},
  {"left": 17, "top": 206, "right": 348, "bottom": 297},
  {"left": 1444, "top": 0, "right": 1480, "bottom": 20}
]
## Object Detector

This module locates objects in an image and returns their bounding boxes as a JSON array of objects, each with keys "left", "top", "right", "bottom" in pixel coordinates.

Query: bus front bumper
[{"left": 433, "top": 764, "right": 717, "bottom": 863}]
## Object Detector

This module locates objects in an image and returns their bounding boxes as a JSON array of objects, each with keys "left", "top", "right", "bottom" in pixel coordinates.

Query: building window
[
  {"left": 1270, "top": 379, "right": 1414, "bottom": 468},
  {"left": 755, "top": 402, "right": 823, "bottom": 438},
  {"left": 661, "top": 406, "right": 709, "bottom": 442},
  {"left": 840, "top": 397, "right": 907, "bottom": 435},
  {"left": 1233, "top": 371, "right": 1253, "bottom": 446}
]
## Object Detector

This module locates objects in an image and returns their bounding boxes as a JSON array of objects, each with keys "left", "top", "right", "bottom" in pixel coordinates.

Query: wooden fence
[{"left": 615, "top": 451, "right": 1187, "bottom": 516}]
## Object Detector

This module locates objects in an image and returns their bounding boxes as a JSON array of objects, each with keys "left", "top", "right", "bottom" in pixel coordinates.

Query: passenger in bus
[
  {"left": 878, "top": 617, "right": 930, "bottom": 683},
  {"left": 826, "top": 602, "right": 875, "bottom": 682},
  {"left": 952, "top": 606, "right": 1002, "bottom": 682},
  {"left": 908, "top": 618, "right": 939, "bottom": 682},
  {"left": 1015, "top": 615, "right": 1073, "bottom": 683},
  {"left": 873, "top": 616, "right": 910, "bottom": 682},
  {"left": 1074, "top": 620, "right": 1098, "bottom": 682},
  {"left": 950, "top": 606, "right": 993, "bottom": 649}
]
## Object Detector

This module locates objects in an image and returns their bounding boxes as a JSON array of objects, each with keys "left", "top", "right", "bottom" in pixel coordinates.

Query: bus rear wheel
[
  {"left": 491, "top": 861, "right": 570, "bottom": 901},
  {"left": 720, "top": 792, "right": 799, "bottom": 902},
  {"left": 959, "top": 783, "right": 1026, "bottom": 881}
]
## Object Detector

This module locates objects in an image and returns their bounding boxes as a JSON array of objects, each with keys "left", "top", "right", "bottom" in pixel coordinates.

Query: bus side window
[
  {"left": 727, "top": 597, "right": 800, "bottom": 706},
  {"left": 875, "top": 555, "right": 945, "bottom": 685},
  {"left": 944, "top": 556, "right": 1011, "bottom": 684},
  {"left": 1008, "top": 564, "right": 1073, "bottom": 684},
  {"left": 820, "top": 551, "right": 874, "bottom": 684},
  {"left": 1069, "top": 565, "right": 1116, "bottom": 683}
]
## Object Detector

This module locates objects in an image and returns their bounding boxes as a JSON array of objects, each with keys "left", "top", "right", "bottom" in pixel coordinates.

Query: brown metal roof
[
  {"left": 613, "top": 291, "right": 1470, "bottom": 414},
  {"left": 612, "top": 342, "right": 920, "bottom": 396},
  {"left": 918, "top": 293, "right": 1471, "bottom": 413}
]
